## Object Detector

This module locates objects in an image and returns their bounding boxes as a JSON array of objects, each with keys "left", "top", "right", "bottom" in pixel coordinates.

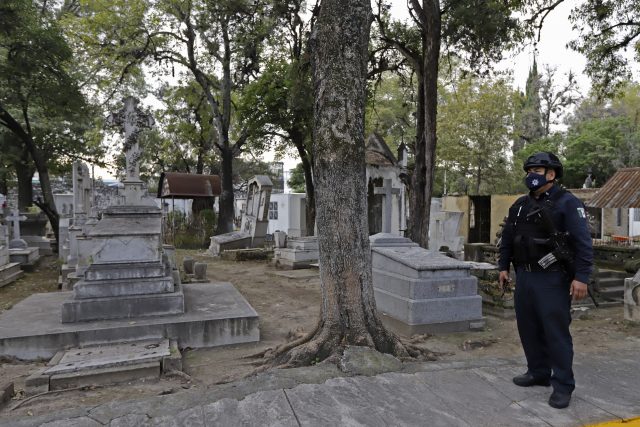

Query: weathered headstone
[
  {"left": 370, "top": 233, "right": 484, "bottom": 334},
  {"left": 273, "top": 236, "right": 319, "bottom": 270},
  {"left": 374, "top": 179, "right": 401, "bottom": 234},
  {"left": 0, "top": 222, "right": 24, "bottom": 288},
  {"left": 61, "top": 96, "right": 182, "bottom": 323},
  {"left": 6, "top": 210, "right": 40, "bottom": 268},
  {"left": 209, "top": 176, "right": 273, "bottom": 256},
  {"left": 624, "top": 270, "right": 640, "bottom": 322}
]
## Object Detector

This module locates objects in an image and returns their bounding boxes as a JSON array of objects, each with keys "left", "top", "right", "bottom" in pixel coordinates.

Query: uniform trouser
[{"left": 514, "top": 268, "right": 575, "bottom": 394}]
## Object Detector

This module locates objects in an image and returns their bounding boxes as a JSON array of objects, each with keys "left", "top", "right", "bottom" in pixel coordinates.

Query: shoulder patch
[{"left": 577, "top": 207, "right": 586, "bottom": 218}]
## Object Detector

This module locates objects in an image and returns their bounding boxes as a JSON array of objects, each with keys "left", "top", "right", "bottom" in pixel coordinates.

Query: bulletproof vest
[{"left": 509, "top": 192, "right": 562, "bottom": 265}]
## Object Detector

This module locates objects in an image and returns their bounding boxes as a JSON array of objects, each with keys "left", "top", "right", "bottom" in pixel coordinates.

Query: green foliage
[
  {"left": 436, "top": 74, "right": 517, "bottom": 194},
  {"left": 165, "top": 208, "right": 217, "bottom": 249},
  {"left": 366, "top": 73, "right": 416, "bottom": 152},
  {"left": 569, "top": 0, "right": 640, "bottom": 97},
  {"left": 287, "top": 163, "right": 306, "bottom": 193}
]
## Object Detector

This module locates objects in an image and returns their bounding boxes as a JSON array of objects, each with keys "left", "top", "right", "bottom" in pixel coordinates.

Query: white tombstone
[{"left": 624, "top": 270, "right": 640, "bottom": 322}]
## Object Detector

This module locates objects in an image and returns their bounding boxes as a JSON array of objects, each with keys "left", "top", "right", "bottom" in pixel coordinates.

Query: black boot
[
  {"left": 548, "top": 390, "right": 572, "bottom": 409},
  {"left": 512, "top": 373, "right": 551, "bottom": 387}
]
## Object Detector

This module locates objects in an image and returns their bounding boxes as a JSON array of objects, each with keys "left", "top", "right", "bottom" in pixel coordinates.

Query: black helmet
[{"left": 523, "top": 152, "right": 563, "bottom": 179}]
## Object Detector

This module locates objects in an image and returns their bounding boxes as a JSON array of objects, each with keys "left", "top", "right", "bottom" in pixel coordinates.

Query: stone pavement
[{"left": 1, "top": 349, "right": 638, "bottom": 426}]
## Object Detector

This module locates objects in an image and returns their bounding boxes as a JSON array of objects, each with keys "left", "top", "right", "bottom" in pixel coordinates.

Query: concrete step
[
  {"left": 596, "top": 277, "right": 625, "bottom": 290},
  {"left": 597, "top": 269, "right": 630, "bottom": 279},
  {"left": 597, "top": 285, "right": 625, "bottom": 299}
]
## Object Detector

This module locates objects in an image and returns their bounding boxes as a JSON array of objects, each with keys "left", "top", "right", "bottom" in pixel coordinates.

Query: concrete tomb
[
  {"left": 624, "top": 270, "right": 640, "bottom": 322},
  {"left": 18, "top": 211, "right": 53, "bottom": 255},
  {"left": 0, "top": 96, "right": 259, "bottom": 360},
  {"left": 429, "top": 198, "right": 465, "bottom": 254},
  {"left": 273, "top": 236, "right": 320, "bottom": 270},
  {"left": 0, "top": 222, "right": 23, "bottom": 288},
  {"left": 370, "top": 233, "right": 484, "bottom": 335},
  {"left": 6, "top": 209, "right": 40, "bottom": 269},
  {"left": 209, "top": 175, "right": 273, "bottom": 256}
]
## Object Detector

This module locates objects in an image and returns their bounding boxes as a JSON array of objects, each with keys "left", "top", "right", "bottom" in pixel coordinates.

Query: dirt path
[{"left": 1, "top": 250, "right": 638, "bottom": 418}]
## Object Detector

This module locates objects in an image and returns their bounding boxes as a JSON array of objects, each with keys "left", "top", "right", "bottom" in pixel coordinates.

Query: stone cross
[
  {"left": 106, "top": 96, "right": 155, "bottom": 181},
  {"left": 374, "top": 179, "right": 401, "bottom": 234},
  {"left": 6, "top": 209, "right": 26, "bottom": 241}
]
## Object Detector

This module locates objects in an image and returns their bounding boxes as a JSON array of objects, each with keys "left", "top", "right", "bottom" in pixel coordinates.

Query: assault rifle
[{"left": 527, "top": 199, "right": 599, "bottom": 307}]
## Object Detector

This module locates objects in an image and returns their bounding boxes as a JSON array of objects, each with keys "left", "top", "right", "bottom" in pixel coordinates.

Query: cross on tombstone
[
  {"left": 106, "top": 96, "right": 155, "bottom": 181},
  {"left": 6, "top": 209, "right": 27, "bottom": 241},
  {"left": 374, "top": 179, "right": 401, "bottom": 234}
]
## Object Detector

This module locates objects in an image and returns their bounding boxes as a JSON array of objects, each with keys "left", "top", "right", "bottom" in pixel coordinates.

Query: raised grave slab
[
  {"left": 0, "top": 282, "right": 259, "bottom": 360},
  {"left": 0, "top": 263, "right": 23, "bottom": 288},
  {"left": 273, "top": 237, "right": 320, "bottom": 270},
  {"left": 9, "top": 247, "right": 40, "bottom": 269},
  {"left": 209, "top": 232, "right": 252, "bottom": 256},
  {"left": 370, "top": 233, "right": 484, "bottom": 335}
]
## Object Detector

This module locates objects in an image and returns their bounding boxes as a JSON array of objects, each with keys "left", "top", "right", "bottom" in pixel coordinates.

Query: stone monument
[
  {"left": 0, "top": 221, "right": 24, "bottom": 288},
  {"left": 61, "top": 97, "right": 181, "bottom": 322},
  {"left": 273, "top": 236, "right": 320, "bottom": 270},
  {"left": 209, "top": 175, "right": 273, "bottom": 256},
  {"left": 0, "top": 97, "right": 259, "bottom": 361},
  {"left": 624, "top": 270, "right": 640, "bottom": 322},
  {"left": 370, "top": 233, "right": 484, "bottom": 334},
  {"left": 6, "top": 209, "right": 40, "bottom": 268}
]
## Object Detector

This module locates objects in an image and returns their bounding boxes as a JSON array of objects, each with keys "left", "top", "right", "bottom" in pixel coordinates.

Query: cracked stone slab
[
  {"left": 203, "top": 389, "right": 297, "bottom": 426},
  {"left": 40, "top": 417, "right": 102, "bottom": 427}
]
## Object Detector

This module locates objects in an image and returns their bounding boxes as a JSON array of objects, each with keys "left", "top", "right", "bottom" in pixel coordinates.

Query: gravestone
[
  {"left": 0, "top": 222, "right": 24, "bottom": 288},
  {"left": 624, "top": 270, "right": 640, "bottom": 322},
  {"left": 273, "top": 236, "right": 319, "bottom": 270},
  {"left": 370, "top": 233, "right": 484, "bottom": 334},
  {"left": 61, "top": 97, "right": 183, "bottom": 322},
  {"left": 209, "top": 176, "right": 273, "bottom": 256},
  {"left": 429, "top": 208, "right": 465, "bottom": 254},
  {"left": 6, "top": 210, "right": 40, "bottom": 268},
  {"left": 19, "top": 212, "right": 53, "bottom": 255},
  {"left": 374, "top": 179, "right": 401, "bottom": 234}
]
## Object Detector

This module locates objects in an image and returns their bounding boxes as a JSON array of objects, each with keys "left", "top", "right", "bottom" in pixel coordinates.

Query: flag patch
[{"left": 577, "top": 207, "right": 586, "bottom": 218}]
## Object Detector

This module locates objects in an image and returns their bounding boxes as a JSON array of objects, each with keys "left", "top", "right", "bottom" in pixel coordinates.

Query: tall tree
[
  {"left": 513, "top": 59, "right": 544, "bottom": 153},
  {"left": 373, "top": 0, "right": 527, "bottom": 248},
  {"left": 0, "top": 0, "right": 98, "bottom": 241},
  {"left": 438, "top": 75, "right": 516, "bottom": 194},
  {"left": 264, "top": 0, "right": 429, "bottom": 367}
]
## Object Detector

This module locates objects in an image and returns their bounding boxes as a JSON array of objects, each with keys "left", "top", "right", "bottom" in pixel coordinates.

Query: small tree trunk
[
  {"left": 293, "top": 137, "right": 316, "bottom": 236},
  {"left": 413, "top": 0, "right": 441, "bottom": 249},
  {"left": 15, "top": 149, "right": 34, "bottom": 211},
  {"left": 265, "top": 0, "right": 423, "bottom": 367},
  {"left": 215, "top": 147, "right": 235, "bottom": 234},
  {"left": 409, "top": 74, "right": 427, "bottom": 246}
]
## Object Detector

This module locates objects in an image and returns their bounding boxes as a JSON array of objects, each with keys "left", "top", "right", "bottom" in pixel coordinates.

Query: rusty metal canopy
[
  {"left": 587, "top": 167, "right": 640, "bottom": 208},
  {"left": 157, "top": 172, "right": 222, "bottom": 199}
]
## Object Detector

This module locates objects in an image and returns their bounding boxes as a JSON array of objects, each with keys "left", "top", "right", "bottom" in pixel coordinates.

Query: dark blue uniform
[{"left": 499, "top": 184, "right": 593, "bottom": 394}]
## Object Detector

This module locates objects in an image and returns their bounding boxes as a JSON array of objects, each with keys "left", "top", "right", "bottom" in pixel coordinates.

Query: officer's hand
[
  {"left": 499, "top": 271, "right": 510, "bottom": 286},
  {"left": 570, "top": 280, "right": 588, "bottom": 301}
]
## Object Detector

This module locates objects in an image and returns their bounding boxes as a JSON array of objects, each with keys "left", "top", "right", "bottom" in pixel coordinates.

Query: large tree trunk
[
  {"left": 265, "top": 0, "right": 423, "bottom": 368},
  {"left": 215, "top": 147, "right": 235, "bottom": 234},
  {"left": 15, "top": 148, "right": 34, "bottom": 211}
]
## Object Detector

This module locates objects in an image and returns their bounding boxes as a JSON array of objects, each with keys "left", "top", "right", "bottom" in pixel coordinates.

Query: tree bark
[
  {"left": 216, "top": 146, "right": 235, "bottom": 234},
  {"left": 292, "top": 133, "right": 315, "bottom": 236},
  {"left": 264, "top": 0, "right": 424, "bottom": 367},
  {"left": 15, "top": 148, "right": 34, "bottom": 211},
  {"left": 409, "top": 0, "right": 440, "bottom": 249}
]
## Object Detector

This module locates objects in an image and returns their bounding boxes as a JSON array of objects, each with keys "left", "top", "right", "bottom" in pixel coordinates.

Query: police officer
[{"left": 499, "top": 152, "right": 593, "bottom": 409}]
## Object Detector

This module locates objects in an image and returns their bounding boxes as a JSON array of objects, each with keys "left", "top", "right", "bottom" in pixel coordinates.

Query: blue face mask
[{"left": 525, "top": 172, "right": 547, "bottom": 191}]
